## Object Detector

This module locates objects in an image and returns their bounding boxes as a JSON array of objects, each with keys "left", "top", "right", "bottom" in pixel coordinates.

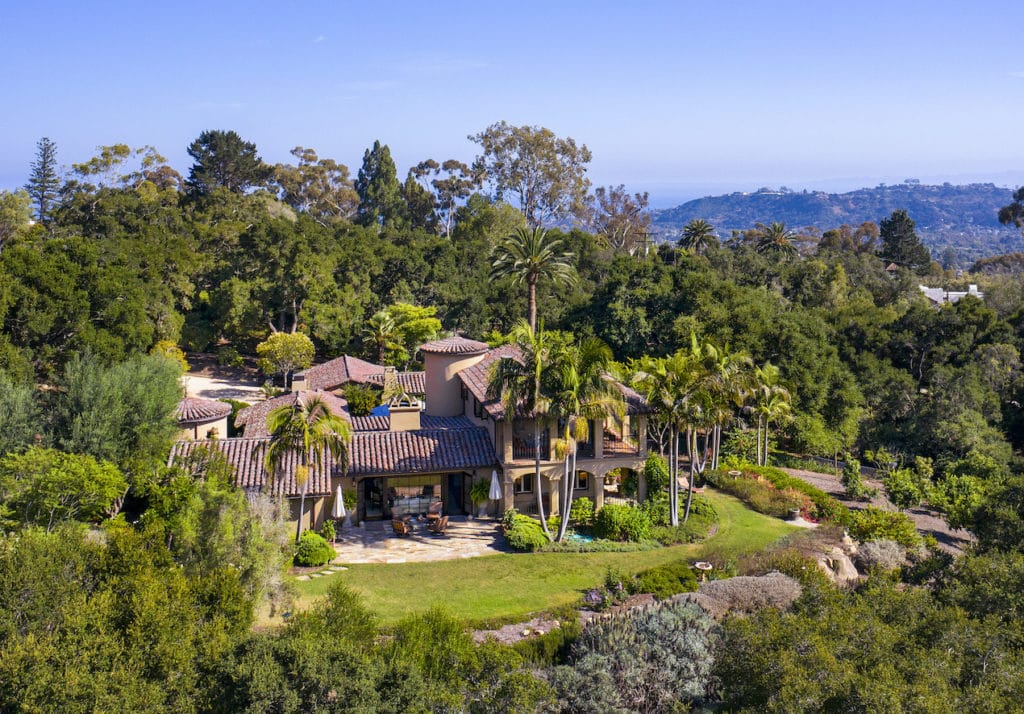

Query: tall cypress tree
[
  {"left": 354, "top": 140, "right": 404, "bottom": 230},
  {"left": 24, "top": 137, "right": 60, "bottom": 224},
  {"left": 878, "top": 209, "right": 931, "bottom": 274}
]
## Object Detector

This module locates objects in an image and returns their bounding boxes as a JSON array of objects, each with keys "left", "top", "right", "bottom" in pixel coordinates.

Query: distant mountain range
[{"left": 650, "top": 182, "right": 1024, "bottom": 261}]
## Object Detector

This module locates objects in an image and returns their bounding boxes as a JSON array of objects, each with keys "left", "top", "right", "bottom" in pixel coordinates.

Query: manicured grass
[{"left": 279, "top": 490, "right": 797, "bottom": 626}]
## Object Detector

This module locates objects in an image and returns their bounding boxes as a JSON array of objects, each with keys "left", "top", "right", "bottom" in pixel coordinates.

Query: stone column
[
  {"left": 548, "top": 473, "right": 559, "bottom": 519},
  {"left": 592, "top": 469, "right": 605, "bottom": 511},
  {"left": 594, "top": 418, "right": 604, "bottom": 458},
  {"left": 638, "top": 471, "right": 647, "bottom": 503},
  {"left": 638, "top": 415, "right": 648, "bottom": 457},
  {"left": 502, "top": 472, "right": 514, "bottom": 513},
  {"left": 502, "top": 421, "right": 514, "bottom": 463}
]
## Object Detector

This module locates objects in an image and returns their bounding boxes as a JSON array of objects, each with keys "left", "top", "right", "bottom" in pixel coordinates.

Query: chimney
[{"left": 384, "top": 368, "right": 422, "bottom": 431}]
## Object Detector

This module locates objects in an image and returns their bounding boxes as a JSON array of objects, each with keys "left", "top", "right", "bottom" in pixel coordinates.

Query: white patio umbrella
[
  {"left": 488, "top": 469, "right": 502, "bottom": 500},
  {"left": 332, "top": 485, "right": 350, "bottom": 528}
]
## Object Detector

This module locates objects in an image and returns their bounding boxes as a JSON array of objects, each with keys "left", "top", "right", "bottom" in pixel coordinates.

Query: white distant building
[{"left": 919, "top": 283, "right": 983, "bottom": 306}]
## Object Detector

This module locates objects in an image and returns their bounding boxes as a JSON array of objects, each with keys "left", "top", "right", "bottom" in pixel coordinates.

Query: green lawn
[{"left": 278, "top": 490, "right": 797, "bottom": 626}]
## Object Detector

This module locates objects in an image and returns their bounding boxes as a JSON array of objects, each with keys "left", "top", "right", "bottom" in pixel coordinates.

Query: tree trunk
[
  {"left": 669, "top": 430, "right": 679, "bottom": 527},
  {"left": 557, "top": 452, "right": 571, "bottom": 542},
  {"left": 296, "top": 485, "right": 307, "bottom": 543},
  {"left": 534, "top": 421, "right": 550, "bottom": 539},
  {"left": 528, "top": 279, "right": 538, "bottom": 332}
]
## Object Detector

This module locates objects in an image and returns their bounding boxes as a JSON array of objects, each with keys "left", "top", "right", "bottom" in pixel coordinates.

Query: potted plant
[{"left": 470, "top": 479, "right": 491, "bottom": 518}]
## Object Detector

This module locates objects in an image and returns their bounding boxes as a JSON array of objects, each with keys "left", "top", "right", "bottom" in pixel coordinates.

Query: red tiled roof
[
  {"left": 351, "top": 414, "right": 483, "bottom": 433},
  {"left": 366, "top": 370, "right": 425, "bottom": 394},
  {"left": 168, "top": 422, "right": 496, "bottom": 495},
  {"left": 299, "top": 354, "right": 383, "bottom": 391},
  {"left": 457, "top": 345, "right": 649, "bottom": 419},
  {"left": 348, "top": 427, "right": 495, "bottom": 477},
  {"left": 169, "top": 438, "right": 338, "bottom": 497},
  {"left": 235, "top": 391, "right": 350, "bottom": 437},
  {"left": 456, "top": 344, "right": 521, "bottom": 419},
  {"left": 418, "top": 335, "right": 489, "bottom": 355},
  {"left": 176, "top": 397, "right": 232, "bottom": 425},
  {"left": 351, "top": 415, "right": 390, "bottom": 432}
]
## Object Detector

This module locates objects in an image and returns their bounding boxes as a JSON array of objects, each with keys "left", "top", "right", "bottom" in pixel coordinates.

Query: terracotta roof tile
[
  {"left": 366, "top": 370, "right": 425, "bottom": 394},
  {"left": 298, "top": 355, "right": 383, "bottom": 391},
  {"left": 418, "top": 335, "right": 489, "bottom": 355},
  {"left": 176, "top": 397, "right": 232, "bottom": 425},
  {"left": 235, "top": 391, "right": 350, "bottom": 437},
  {"left": 168, "top": 422, "right": 496, "bottom": 496}
]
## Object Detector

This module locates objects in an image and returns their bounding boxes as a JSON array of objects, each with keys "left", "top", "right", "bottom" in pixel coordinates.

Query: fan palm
[
  {"left": 264, "top": 395, "right": 352, "bottom": 542},
  {"left": 487, "top": 320, "right": 557, "bottom": 539},
  {"left": 490, "top": 227, "right": 577, "bottom": 331},
  {"left": 549, "top": 337, "right": 624, "bottom": 542},
  {"left": 362, "top": 310, "right": 404, "bottom": 365}
]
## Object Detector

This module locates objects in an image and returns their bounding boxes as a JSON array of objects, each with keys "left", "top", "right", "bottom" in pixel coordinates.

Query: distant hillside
[{"left": 651, "top": 182, "right": 1024, "bottom": 261}]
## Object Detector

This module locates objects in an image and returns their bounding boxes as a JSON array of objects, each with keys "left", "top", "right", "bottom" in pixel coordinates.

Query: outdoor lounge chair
[
  {"left": 428, "top": 515, "right": 449, "bottom": 535},
  {"left": 392, "top": 518, "right": 413, "bottom": 536},
  {"left": 426, "top": 501, "right": 443, "bottom": 521}
]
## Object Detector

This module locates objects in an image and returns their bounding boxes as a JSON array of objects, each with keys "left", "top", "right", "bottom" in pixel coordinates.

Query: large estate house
[{"left": 171, "top": 336, "right": 648, "bottom": 532}]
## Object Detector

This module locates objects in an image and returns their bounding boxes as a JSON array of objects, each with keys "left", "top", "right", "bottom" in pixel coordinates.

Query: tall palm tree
[
  {"left": 264, "top": 394, "right": 352, "bottom": 542},
  {"left": 490, "top": 227, "right": 577, "bottom": 331},
  {"left": 754, "top": 221, "right": 798, "bottom": 258},
  {"left": 487, "top": 320, "right": 557, "bottom": 540},
  {"left": 549, "top": 336, "right": 624, "bottom": 542},
  {"left": 631, "top": 350, "right": 703, "bottom": 526},
  {"left": 678, "top": 219, "right": 717, "bottom": 254},
  {"left": 751, "top": 362, "right": 792, "bottom": 466},
  {"left": 695, "top": 339, "right": 753, "bottom": 471}
]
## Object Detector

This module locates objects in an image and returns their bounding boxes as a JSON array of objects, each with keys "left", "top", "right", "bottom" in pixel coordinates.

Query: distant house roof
[
  {"left": 457, "top": 345, "right": 649, "bottom": 420},
  {"left": 918, "top": 284, "right": 984, "bottom": 306},
  {"left": 235, "top": 391, "right": 350, "bottom": 437},
  {"left": 418, "top": 335, "right": 489, "bottom": 355},
  {"left": 168, "top": 420, "right": 496, "bottom": 496},
  {"left": 351, "top": 414, "right": 478, "bottom": 433},
  {"left": 176, "top": 397, "right": 232, "bottom": 426},
  {"left": 298, "top": 354, "right": 383, "bottom": 391}
]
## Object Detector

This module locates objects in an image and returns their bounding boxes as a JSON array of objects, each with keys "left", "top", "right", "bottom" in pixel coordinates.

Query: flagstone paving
[{"left": 328, "top": 516, "right": 511, "bottom": 564}]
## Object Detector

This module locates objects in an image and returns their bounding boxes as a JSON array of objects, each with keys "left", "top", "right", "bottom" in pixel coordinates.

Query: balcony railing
[
  {"left": 513, "top": 433, "right": 550, "bottom": 461},
  {"left": 603, "top": 431, "right": 640, "bottom": 456}
]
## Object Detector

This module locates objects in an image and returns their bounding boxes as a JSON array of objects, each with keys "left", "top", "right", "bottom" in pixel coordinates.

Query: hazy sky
[{"left": 4, "top": 1, "right": 1024, "bottom": 206}]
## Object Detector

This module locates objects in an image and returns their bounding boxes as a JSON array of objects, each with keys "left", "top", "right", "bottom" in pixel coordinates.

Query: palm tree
[
  {"left": 487, "top": 320, "right": 557, "bottom": 540},
  {"left": 549, "top": 337, "right": 624, "bottom": 542},
  {"left": 631, "top": 350, "right": 704, "bottom": 526},
  {"left": 754, "top": 221, "right": 798, "bottom": 258},
  {"left": 264, "top": 394, "right": 352, "bottom": 542},
  {"left": 751, "top": 362, "right": 792, "bottom": 466},
  {"left": 490, "top": 227, "right": 577, "bottom": 331},
  {"left": 678, "top": 219, "right": 717, "bottom": 254},
  {"left": 695, "top": 339, "right": 753, "bottom": 470},
  {"left": 362, "top": 310, "right": 403, "bottom": 365}
]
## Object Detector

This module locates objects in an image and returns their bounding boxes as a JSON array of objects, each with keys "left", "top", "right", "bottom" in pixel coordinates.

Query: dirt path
[{"left": 780, "top": 467, "right": 974, "bottom": 554}]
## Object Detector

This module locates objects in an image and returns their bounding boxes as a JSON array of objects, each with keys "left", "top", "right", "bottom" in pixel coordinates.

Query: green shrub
[
  {"left": 632, "top": 562, "right": 700, "bottom": 599},
  {"left": 847, "top": 506, "right": 921, "bottom": 547},
  {"left": 512, "top": 617, "right": 582, "bottom": 666},
  {"left": 540, "top": 539, "right": 659, "bottom": 553},
  {"left": 343, "top": 383, "right": 381, "bottom": 417},
  {"left": 707, "top": 462, "right": 848, "bottom": 524},
  {"left": 841, "top": 455, "right": 875, "bottom": 500},
  {"left": 569, "top": 496, "right": 595, "bottom": 526},
  {"left": 883, "top": 468, "right": 924, "bottom": 511},
  {"left": 505, "top": 515, "right": 549, "bottom": 552},
  {"left": 593, "top": 504, "right": 651, "bottom": 542},
  {"left": 294, "top": 530, "right": 335, "bottom": 567},
  {"left": 501, "top": 508, "right": 519, "bottom": 531},
  {"left": 217, "top": 345, "right": 244, "bottom": 368},
  {"left": 319, "top": 519, "right": 336, "bottom": 542}
]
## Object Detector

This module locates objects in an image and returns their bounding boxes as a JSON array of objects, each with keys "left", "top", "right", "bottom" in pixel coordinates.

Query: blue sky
[{"left": 4, "top": 1, "right": 1024, "bottom": 206}]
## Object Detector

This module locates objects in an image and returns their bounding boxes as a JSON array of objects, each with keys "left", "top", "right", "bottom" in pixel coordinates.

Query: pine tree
[
  {"left": 879, "top": 209, "right": 931, "bottom": 274},
  {"left": 354, "top": 140, "right": 404, "bottom": 230},
  {"left": 24, "top": 137, "right": 60, "bottom": 224}
]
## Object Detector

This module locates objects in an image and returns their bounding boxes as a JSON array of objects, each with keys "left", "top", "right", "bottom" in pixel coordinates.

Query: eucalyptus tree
[
  {"left": 490, "top": 227, "right": 577, "bottom": 331},
  {"left": 264, "top": 395, "right": 351, "bottom": 542},
  {"left": 549, "top": 336, "right": 624, "bottom": 542},
  {"left": 487, "top": 320, "right": 557, "bottom": 539}
]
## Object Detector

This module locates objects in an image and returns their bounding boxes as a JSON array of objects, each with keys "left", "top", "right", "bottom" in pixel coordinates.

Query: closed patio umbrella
[
  {"left": 489, "top": 469, "right": 502, "bottom": 500},
  {"left": 332, "top": 485, "right": 350, "bottom": 527}
]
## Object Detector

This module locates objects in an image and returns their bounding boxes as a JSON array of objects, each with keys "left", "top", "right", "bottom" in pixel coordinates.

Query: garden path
[{"left": 780, "top": 467, "right": 974, "bottom": 554}]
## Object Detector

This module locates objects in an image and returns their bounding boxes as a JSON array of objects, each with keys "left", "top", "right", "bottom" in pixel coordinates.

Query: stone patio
[{"left": 328, "top": 516, "right": 511, "bottom": 564}]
